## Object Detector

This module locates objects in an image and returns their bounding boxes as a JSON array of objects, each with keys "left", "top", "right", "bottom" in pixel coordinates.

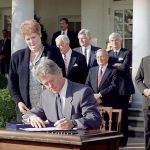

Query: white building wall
[
  {"left": 0, "top": 0, "right": 11, "bottom": 8},
  {"left": 81, "top": 0, "right": 104, "bottom": 47},
  {"left": 34, "top": 0, "right": 81, "bottom": 44}
]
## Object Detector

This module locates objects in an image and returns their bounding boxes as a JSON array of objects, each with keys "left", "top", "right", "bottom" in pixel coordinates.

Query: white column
[
  {"left": 11, "top": 0, "right": 34, "bottom": 54},
  {"left": 132, "top": 0, "right": 150, "bottom": 105},
  {"left": 81, "top": 0, "right": 104, "bottom": 47}
]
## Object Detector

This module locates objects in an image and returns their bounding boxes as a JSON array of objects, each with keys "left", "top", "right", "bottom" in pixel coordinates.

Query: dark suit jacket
[
  {"left": 67, "top": 51, "right": 88, "bottom": 84},
  {"left": 73, "top": 45, "right": 99, "bottom": 69},
  {"left": 86, "top": 65, "right": 118, "bottom": 107},
  {"left": 108, "top": 48, "right": 135, "bottom": 95},
  {"left": 0, "top": 38, "right": 11, "bottom": 73},
  {"left": 51, "top": 30, "right": 78, "bottom": 49},
  {"left": 8, "top": 44, "right": 66, "bottom": 108},
  {"left": 24, "top": 80, "right": 101, "bottom": 129},
  {"left": 135, "top": 56, "right": 150, "bottom": 109}
]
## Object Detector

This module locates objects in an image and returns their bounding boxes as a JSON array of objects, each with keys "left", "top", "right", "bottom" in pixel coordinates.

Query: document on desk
[
  {"left": 19, "top": 127, "right": 77, "bottom": 132},
  {"left": 19, "top": 127, "right": 64, "bottom": 132}
]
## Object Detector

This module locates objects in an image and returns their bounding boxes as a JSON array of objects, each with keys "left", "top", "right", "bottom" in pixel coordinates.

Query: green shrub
[
  {"left": 0, "top": 74, "right": 8, "bottom": 89},
  {"left": 0, "top": 88, "right": 16, "bottom": 127}
]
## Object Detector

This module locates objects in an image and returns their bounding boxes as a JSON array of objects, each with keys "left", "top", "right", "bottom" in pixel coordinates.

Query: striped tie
[
  {"left": 63, "top": 54, "right": 67, "bottom": 73},
  {"left": 84, "top": 47, "right": 88, "bottom": 64},
  {"left": 98, "top": 66, "right": 103, "bottom": 86}
]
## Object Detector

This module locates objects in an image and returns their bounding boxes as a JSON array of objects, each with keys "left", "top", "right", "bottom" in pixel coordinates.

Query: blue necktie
[{"left": 113, "top": 51, "right": 118, "bottom": 58}]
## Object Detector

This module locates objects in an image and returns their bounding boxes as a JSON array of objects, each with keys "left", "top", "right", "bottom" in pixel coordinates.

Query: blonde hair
[{"left": 20, "top": 19, "right": 41, "bottom": 38}]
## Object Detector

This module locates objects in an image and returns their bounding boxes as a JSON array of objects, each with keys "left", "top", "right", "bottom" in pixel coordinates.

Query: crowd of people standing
[{"left": 1, "top": 17, "right": 149, "bottom": 149}]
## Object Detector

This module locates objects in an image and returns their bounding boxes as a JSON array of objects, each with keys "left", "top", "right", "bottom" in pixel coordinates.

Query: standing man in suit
[
  {"left": 0, "top": 29, "right": 11, "bottom": 75},
  {"left": 135, "top": 56, "right": 150, "bottom": 150},
  {"left": 108, "top": 32, "right": 135, "bottom": 147},
  {"left": 55, "top": 35, "right": 88, "bottom": 84},
  {"left": 23, "top": 57, "right": 101, "bottom": 129},
  {"left": 51, "top": 18, "right": 78, "bottom": 49},
  {"left": 73, "top": 29, "right": 100, "bottom": 69},
  {"left": 86, "top": 49, "right": 118, "bottom": 107}
]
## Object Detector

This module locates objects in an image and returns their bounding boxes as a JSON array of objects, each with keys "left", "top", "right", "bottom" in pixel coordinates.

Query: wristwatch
[{"left": 72, "top": 120, "right": 77, "bottom": 128}]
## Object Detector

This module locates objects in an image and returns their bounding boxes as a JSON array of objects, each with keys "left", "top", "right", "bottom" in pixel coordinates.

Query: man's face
[
  {"left": 96, "top": 51, "right": 108, "bottom": 66},
  {"left": 40, "top": 73, "right": 64, "bottom": 94},
  {"left": 78, "top": 34, "right": 90, "bottom": 47},
  {"left": 59, "top": 20, "right": 68, "bottom": 31},
  {"left": 56, "top": 40, "right": 69, "bottom": 54},
  {"left": 110, "top": 37, "right": 121, "bottom": 50}
]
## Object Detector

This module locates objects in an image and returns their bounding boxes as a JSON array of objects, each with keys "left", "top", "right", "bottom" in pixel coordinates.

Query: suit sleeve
[
  {"left": 78, "top": 54, "right": 88, "bottom": 83},
  {"left": 8, "top": 55, "right": 22, "bottom": 104},
  {"left": 85, "top": 69, "right": 92, "bottom": 87},
  {"left": 77, "top": 87, "right": 101, "bottom": 129},
  {"left": 23, "top": 95, "right": 45, "bottom": 120},
  {"left": 51, "top": 33, "right": 56, "bottom": 46},
  {"left": 116, "top": 50, "right": 132, "bottom": 72},
  {"left": 135, "top": 58, "right": 147, "bottom": 94}
]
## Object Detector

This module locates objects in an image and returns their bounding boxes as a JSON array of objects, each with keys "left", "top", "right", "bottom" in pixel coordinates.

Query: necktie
[
  {"left": 56, "top": 94, "right": 63, "bottom": 119},
  {"left": 98, "top": 66, "right": 103, "bottom": 86},
  {"left": 113, "top": 51, "right": 118, "bottom": 58},
  {"left": 63, "top": 54, "right": 67, "bottom": 73},
  {"left": 84, "top": 48, "right": 87, "bottom": 64},
  {"left": 62, "top": 31, "right": 65, "bottom": 35}
]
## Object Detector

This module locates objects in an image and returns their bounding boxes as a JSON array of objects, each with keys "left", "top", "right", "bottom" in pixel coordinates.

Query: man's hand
[
  {"left": 18, "top": 102, "right": 30, "bottom": 114},
  {"left": 29, "top": 115, "right": 46, "bottom": 128},
  {"left": 144, "top": 89, "right": 150, "bottom": 97},
  {"left": 54, "top": 118, "right": 74, "bottom": 129},
  {"left": 94, "top": 93, "right": 102, "bottom": 103}
]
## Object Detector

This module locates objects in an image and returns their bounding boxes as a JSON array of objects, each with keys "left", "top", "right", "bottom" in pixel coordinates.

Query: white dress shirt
[
  {"left": 82, "top": 45, "right": 91, "bottom": 65},
  {"left": 62, "top": 49, "right": 72, "bottom": 72}
]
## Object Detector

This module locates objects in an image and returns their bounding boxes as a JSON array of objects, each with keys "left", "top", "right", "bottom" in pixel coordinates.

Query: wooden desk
[{"left": 0, "top": 129, "right": 122, "bottom": 150}]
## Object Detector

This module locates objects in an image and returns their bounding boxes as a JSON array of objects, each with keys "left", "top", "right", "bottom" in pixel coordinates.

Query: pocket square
[
  {"left": 73, "top": 63, "right": 78, "bottom": 67},
  {"left": 118, "top": 57, "right": 123, "bottom": 61}
]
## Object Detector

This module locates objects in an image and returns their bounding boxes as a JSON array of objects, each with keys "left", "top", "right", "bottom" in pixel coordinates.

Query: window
[{"left": 114, "top": 9, "right": 133, "bottom": 50}]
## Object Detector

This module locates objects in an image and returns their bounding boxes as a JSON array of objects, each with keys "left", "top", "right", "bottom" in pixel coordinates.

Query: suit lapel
[
  {"left": 98, "top": 67, "right": 111, "bottom": 88},
  {"left": 94, "top": 67, "right": 99, "bottom": 91},
  {"left": 67, "top": 52, "right": 76, "bottom": 75},
  {"left": 63, "top": 80, "right": 73, "bottom": 119}
]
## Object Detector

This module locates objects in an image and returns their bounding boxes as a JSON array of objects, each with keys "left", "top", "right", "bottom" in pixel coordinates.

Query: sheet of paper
[{"left": 19, "top": 127, "right": 63, "bottom": 132}]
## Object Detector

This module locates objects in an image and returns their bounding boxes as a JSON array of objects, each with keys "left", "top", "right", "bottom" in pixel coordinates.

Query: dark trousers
[
  {"left": 115, "top": 95, "right": 130, "bottom": 146},
  {"left": 144, "top": 109, "right": 150, "bottom": 150}
]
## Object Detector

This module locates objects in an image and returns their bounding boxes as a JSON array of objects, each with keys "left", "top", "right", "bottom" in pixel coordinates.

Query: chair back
[
  {"left": 112, "top": 108, "right": 122, "bottom": 132},
  {"left": 97, "top": 106, "right": 122, "bottom": 132},
  {"left": 97, "top": 106, "right": 113, "bottom": 131}
]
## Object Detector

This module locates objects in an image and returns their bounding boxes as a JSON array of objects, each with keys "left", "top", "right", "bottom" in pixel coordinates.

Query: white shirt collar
[
  {"left": 113, "top": 48, "right": 120, "bottom": 53},
  {"left": 61, "top": 29, "right": 68, "bottom": 35},
  {"left": 62, "top": 49, "right": 72, "bottom": 69},
  {"left": 99, "top": 63, "right": 108, "bottom": 75}
]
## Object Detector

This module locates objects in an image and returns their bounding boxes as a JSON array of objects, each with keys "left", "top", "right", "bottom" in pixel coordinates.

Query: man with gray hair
[
  {"left": 23, "top": 57, "right": 101, "bottom": 129},
  {"left": 86, "top": 48, "right": 118, "bottom": 108},
  {"left": 108, "top": 32, "right": 135, "bottom": 147},
  {"left": 55, "top": 35, "right": 88, "bottom": 84},
  {"left": 73, "top": 29, "right": 100, "bottom": 69}
]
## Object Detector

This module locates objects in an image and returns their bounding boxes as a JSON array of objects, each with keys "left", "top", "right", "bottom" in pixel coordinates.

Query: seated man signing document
[{"left": 23, "top": 57, "right": 101, "bottom": 130}]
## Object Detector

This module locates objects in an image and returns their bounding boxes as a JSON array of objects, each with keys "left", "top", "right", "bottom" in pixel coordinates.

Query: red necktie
[{"left": 98, "top": 66, "right": 103, "bottom": 86}]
